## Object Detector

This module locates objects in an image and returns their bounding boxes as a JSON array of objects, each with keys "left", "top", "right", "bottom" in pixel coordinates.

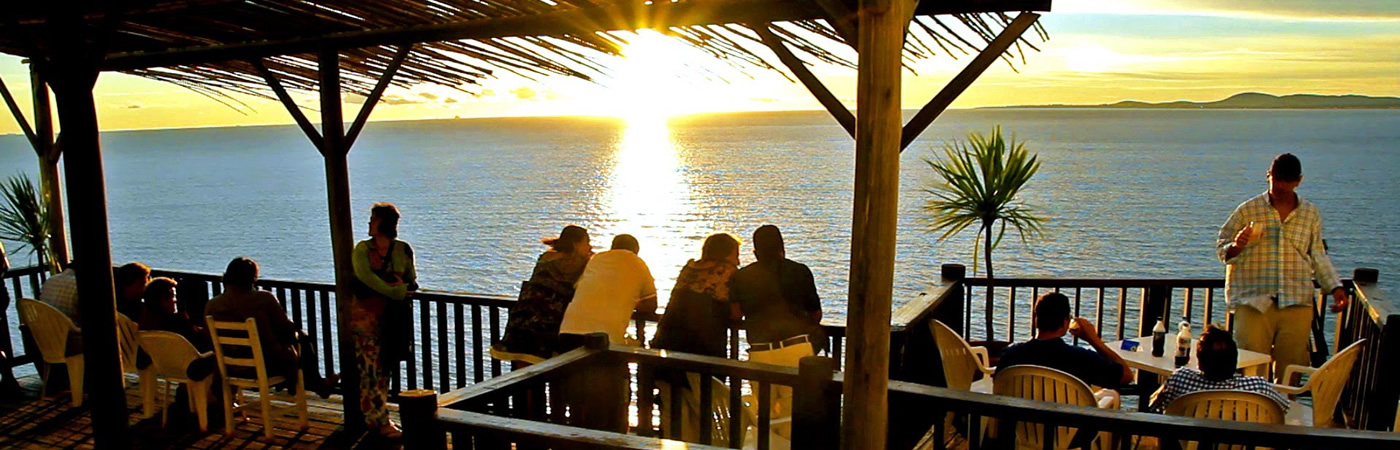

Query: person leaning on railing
[
  {"left": 996, "top": 293, "right": 1134, "bottom": 404},
  {"left": 557, "top": 233, "right": 658, "bottom": 351},
  {"left": 349, "top": 202, "right": 417, "bottom": 440},
  {"left": 1149, "top": 324, "right": 1289, "bottom": 413},
  {"left": 651, "top": 232, "right": 742, "bottom": 359},
  {"left": 494, "top": 225, "right": 592, "bottom": 362}
]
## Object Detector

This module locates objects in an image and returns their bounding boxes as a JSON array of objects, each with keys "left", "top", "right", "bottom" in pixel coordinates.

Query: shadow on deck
[{"left": 0, "top": 374, "right": 397, "bottom": 449}]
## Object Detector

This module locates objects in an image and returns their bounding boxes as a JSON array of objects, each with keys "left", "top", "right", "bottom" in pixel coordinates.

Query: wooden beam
[
  {"left": 253, "top": 59, "right": 323, "bottom": 154},
  {"left": 100, "top": 0, "right": 1051, "bottom": 71},
  {"left": 31, "top": 66, "right": 67, "bottom": 267},
  {"left": 753, "top": 24, "right": 855, "bottom": 138},
  {"left": 899, "top": 12, "right": 1038, "bottom": 150},
  {"left": 344, "top": 44, "right": 411, "bottom": 150},
  {"left": 318, "top": 48, "right": 365, "bottom": 432},
  {"left": 813, "top": 0, "right": 860, "bottom": 47},
  {"left": 0, "top": 75, "right": 40, "bottom": 151},
  {"left": 843, "top": 0, "right": 909, "bottom": 445}
]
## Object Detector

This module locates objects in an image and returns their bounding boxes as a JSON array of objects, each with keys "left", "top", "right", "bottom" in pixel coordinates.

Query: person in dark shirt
[
  {"left": 139, "top": 277, "right": 211, "bottom": 352},
  {"left": 997, "top": 293, "right": 1133, "bottom": 391},
  {"left": 115, "top": 262, "right": 151, "bottom": 320},
  {"left": 730, "top": 225, "right": 825, "bottom": 354}
]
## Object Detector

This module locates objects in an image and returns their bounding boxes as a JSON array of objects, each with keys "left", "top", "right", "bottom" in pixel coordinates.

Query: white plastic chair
[
  {"left": 1165, "top": 390, "right": 1285, "bottom": 450},
  {"left": 1276, "top": 339, "right": 1366, "bottom": 428},
  {"left": 17, "top": 298, "right": 84, "bottom": 406},
  {"left": 117, "top": 313, "right": 142, "bottom": 381},
  {"left": 139, "top": 331, "right": 215, "bottom": 431},
  {"left": 931, "top": 320, "right": 994, "bottom": 393},
  {"left": 206, "top": 316, "right": 308, "bottom": 440},
  {"left": 993, "top": 365, "right": 1115, "bottom": 450},
  {"left": 657, "top": 373, "right": 790, "bottom": 449}
]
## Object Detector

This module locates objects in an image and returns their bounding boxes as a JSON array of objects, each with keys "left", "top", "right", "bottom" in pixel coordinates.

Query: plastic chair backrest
[
  {"left": 17, "top": 298, "right": 78, "bottom": 364},
  {"left": 205, "top": 317, "right": 270, "bottom": 383},
  {"left": 139, "top": 331, "right": 203, "bottom": 380},
  {"left": 688, "top": 373, "right": 754, "bottom": 447},
  {"left": 1304, "top": 339, "right": 1366, "bottom": 428},
  {"left": 1165, "top": 390, "right": 1284, "bottom": 450},
  {"left": 931, "top": 319, "right": 982, "bottom": 391},
  {"left": 117, "top": 313, "right": 141, "bottom": 373},
  {"left": 994, "top": 365, "right": 1098, "bottom": 450}
]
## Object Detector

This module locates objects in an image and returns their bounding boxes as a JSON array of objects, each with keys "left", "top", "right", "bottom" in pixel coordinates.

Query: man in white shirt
[{"left": 559, "top": 234, "right": 658, "bottom": 349}]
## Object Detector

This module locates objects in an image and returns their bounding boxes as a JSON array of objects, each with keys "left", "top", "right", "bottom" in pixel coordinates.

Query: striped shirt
[
  {"left": 1150, "top": 367, "right": 1290, "bottom": 413},
  {"left": 39, "top": 269, "right": 81, "bottom": 323},
  {"left": 1217, "top": 192, "right": 1341, "bottom": 311}
]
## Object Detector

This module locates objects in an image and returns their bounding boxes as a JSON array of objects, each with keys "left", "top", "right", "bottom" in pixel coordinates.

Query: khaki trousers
[
  {"left": 1234, "top": 302, "right": 1312, "bottom": 381},
  {"left": 746, "top": 340, "right": 814, "bottom": 432}
]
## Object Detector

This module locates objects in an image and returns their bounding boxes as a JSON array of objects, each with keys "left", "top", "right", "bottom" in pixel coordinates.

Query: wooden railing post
[
  {"left": 793, "top": 356, "right": 839, "bottom": 450},
  {"left": 401, "top": 389, "right": 445, "bottom": 449},
  {"left": 1139, "top": 285, "right": 1172, "bottom": 337},
  {"left": 939, "top": 264, "right": 967, "bottom": 335},
  {"left": 1353, "top": 268, "right": 1399, "bottom": 431}
]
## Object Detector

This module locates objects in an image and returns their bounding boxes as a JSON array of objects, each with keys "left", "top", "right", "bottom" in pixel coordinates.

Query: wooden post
[
  {"left": 32, "top": 67, "right": 68, "bottom": 268},
  {"left": 938, "top": 264, "right": 967, "bottom": 335},
  {"left": 793, "top": 356, "right": 839, "bottom": 450},
  {"left": 45, "top": 44, "right": 129, "bottom": 447},
  {"left": 843, "top": 0, "right": 909, "bottom": 445},
  {"left": 318, "top": 48, "right": 365, "bottom": 431},
  {"left": 401, "top": 389, "right": 445, "bottom": 449}
]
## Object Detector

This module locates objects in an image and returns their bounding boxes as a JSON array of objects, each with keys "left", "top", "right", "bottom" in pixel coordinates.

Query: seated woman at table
[
  {"left": 1149, "top": 324, "right": 1289, "bottom": 413},
  {"left": 139, "top": 277, "right": 212, "bottom": 352}
]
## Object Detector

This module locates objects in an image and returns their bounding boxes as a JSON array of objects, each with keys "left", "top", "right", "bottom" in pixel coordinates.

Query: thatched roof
[{"left": 1, "top": 0, "right": 1048, "bottom": 101}]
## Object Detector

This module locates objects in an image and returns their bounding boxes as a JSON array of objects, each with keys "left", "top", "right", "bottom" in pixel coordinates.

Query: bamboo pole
[
  {"left": 319, "top": 48, "right": 365, "bottom": 431},
  {"left": 843, "top": 0, "right": 910, "bottom": 446},
  {"left": 46, "top": 50, "right": 130, "bottom": 447},
  {"left": 32, "top": 67, "right": 68, "bottom": 267}
]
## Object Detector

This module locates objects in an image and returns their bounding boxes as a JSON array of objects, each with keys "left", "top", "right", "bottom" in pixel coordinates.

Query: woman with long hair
[
  {"left": 651, "top": 233, "right": 742, "bottom": 358},
  {"left": 349, "top": 202, "right": 417, "bottom": 439},
  {"left": 495, "top": 225, "right": 593, "bottom": 361}
]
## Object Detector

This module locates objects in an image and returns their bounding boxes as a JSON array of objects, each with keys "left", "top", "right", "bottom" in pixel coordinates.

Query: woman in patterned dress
[
  {"left": 495, "top": 225, "right": 593, "bottom": 361},
  {"left": 349, "top": 202, "right": 417, "bottom": 439},
  {"left": 651, "top": 233, "right": 742, "bottom": 358}
]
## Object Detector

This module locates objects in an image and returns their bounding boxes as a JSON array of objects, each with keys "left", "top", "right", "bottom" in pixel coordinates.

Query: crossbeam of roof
[{"left": 102, "top": 0, "right": 1049, "bottom": 71}]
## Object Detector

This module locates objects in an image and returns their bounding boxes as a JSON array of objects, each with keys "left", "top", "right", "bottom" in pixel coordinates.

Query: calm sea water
[{"left": 1, "top": 109, "right": 1396, "bottom": 341}]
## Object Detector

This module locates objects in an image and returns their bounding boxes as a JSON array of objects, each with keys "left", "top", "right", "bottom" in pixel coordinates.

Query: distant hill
[{"left": 988, "top": 93, "right": 1400, "bottom": 110}]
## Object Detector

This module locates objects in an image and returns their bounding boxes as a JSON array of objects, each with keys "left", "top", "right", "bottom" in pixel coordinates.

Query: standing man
[{"left": 1218, "top": 153, "right": 1346, "bottom": 380}]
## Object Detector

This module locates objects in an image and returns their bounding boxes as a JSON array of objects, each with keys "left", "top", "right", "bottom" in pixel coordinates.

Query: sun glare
[{"left": 608, "top": 30, "right": 691, "bottom": 121}]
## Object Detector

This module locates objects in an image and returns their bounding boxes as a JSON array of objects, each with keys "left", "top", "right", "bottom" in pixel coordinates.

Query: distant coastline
[{"left": 982, "top": 92, "right": 1400, "bottom": 110}]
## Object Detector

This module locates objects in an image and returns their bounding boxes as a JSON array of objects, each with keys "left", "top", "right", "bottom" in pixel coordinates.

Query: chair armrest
[
  {"left": 970, "top": 346, "right": 995, "bottom": 374},
  {"left": 1273, "top": 383, "right": 1306, "bottom": 396},
  {"left": 1279, "top": 365, "right": 1317, "bottom": 389}
]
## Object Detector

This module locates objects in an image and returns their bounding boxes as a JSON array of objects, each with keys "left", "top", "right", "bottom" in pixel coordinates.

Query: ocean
[{"left": 1, "top": 108, "right": 1396, "bottom": 334}]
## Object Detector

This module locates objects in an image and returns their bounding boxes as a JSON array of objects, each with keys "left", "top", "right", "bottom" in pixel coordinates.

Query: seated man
[
  {"left": 139, "top": 277, "right": 212, "bottom": 352},
  {"left": 205, "top": 257, "right": 335, "bottom": 398},
  {"left": 1149, "top": 324, "right": 1289, "bottom": 412},
  {"left": 558, "top": 234, "right": 658, "bottom": 351},
  {"left": 39, "top": 264, "right": 81, "bottom": 324},
  {"left": 997, "top": 293, "right": 1133, "bottom": 398},
  {"left": 114, "top": 262, "right": 151, "bottom": 320}
]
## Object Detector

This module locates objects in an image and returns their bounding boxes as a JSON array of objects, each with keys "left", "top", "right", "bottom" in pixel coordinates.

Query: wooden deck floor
[{"left": 0, "top": 373, "right": 401, "bottom": 449}]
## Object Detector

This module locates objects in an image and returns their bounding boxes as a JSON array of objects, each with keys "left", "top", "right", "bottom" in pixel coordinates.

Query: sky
[{"left": 0, "top": 0, "right": 1395, "bottom": 133}]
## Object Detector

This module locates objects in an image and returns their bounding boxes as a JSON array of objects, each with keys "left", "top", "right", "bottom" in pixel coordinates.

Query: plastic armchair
[
  {"left": 16, "top": 298, "right": 84, "bottom": 407},
  {"left": 1165, "top": 389, "right": 1285, "bottom": 450},
  {"left": 1274, "top": 339, "right": 1366, "bottom": 428},
  {"left": 117, "top": 313, "right": 142, "bottom": 382},
  {"left": 993, "top": 365, "right": 1115, "bottom": 450},
  {"left": 656, "top": 373, "right": 790, "bottom": 449},
  {"left": 206, "top": 316, "right": 308, "bottom": 440},
  {"left": 139, "top": 331, "right": 215, "bottom": 431},
  {"left": 931, "top": 320, "right": 994, "bottom": 393}
]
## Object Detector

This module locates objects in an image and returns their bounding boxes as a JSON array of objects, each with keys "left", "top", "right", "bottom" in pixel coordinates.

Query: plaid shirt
[
  {"left": 1217, "top": 192, "right": 1341, "bottom": 310},
  {"left": 1150, "top": 367, "right": 1290, "bottom": 413},
  {"left": 40, "top": 269, "right": 81, "bottom": 323}
]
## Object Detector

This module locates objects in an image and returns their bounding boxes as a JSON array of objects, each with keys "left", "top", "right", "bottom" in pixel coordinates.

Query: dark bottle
[{"left": 1151, "top": 320, "right": 1167, "bottom": 357}]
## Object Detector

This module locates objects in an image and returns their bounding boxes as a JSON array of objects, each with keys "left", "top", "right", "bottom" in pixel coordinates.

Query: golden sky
[{"left": 0, "top": 0, "right": 1396, "bottom": 133}]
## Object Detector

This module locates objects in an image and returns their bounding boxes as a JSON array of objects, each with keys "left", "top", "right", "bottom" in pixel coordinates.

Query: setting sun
[{"left": 606, "top": 30, "right": 696, "bottom": 120}]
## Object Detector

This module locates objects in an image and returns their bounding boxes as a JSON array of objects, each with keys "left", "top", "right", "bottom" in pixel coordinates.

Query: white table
[{"left": 1105, "top": 336, "right": 1271, "bottom": 377}]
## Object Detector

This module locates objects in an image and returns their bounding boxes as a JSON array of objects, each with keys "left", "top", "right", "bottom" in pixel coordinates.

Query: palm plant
[
  {"left": 0, "top": 173, "right": 57, "bottom": 272},
  {"left": 924, "top": 127, "right": 1045, "bottom": 341}
]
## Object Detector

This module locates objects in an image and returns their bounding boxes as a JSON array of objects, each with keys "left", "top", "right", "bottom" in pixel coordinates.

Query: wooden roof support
[
  {"left": 99, "top": 0, "right": 1051, "bottom": 71},
  {"left": 844, "top": 0, "right": 914, "bottom": 447},
  {"left": 754, "top": 24, "right": 855, "bottom": 138},
  {"left": 31, "top": 67, "right": 67, "bottom": 266},
  {"left": 899, "top": 12, "right": 1038, "bottom": 150},
  {"left": 317, "top": 48, "right": 365, "bottom": 432},
  {"left": 813, "top": 0, "right": 860, "bottom": 47},
  {"left": 253, "top": 59, "right": 323, "bottom": 154},
  {"left": 0, "top": 76, "right": 39, "bottom": 150},
  {"left": 344, "top": 44, "right": 412, "bottom": 150}
]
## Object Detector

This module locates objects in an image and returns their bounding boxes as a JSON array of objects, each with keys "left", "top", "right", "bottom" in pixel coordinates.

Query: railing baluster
[
  {"left": 1183, "top": 287, "right": 1194, "bottom": 326},
  {"left": 304, "top": 288, "right": 320, "bottom": 377},
  {"left": 668, "top": 375, "right": 683, "bottom": 438},
  {"left": 1205, "top": 288, "right": 1216, "bottom": 328},
  {"left": 1008, "top": 286, "right": 1017, "bottom": 341},
  {"left": 437, "top": 300, "right": 449, "bottom": 392},
  {"left": 729, "top": 375, "right": 742, "bottom": 446},
  {"left": 637, "top": 366, "right": 656, "bottom": 438},
  {"left": 473, "top": 304, "right": 484, "bottom": 382},
  {"left": 1041, "top": 423, "right": 1054, "bottom": 450},
  {"left": 1117, "top": 287, "right": 1128, "bottom": 340},
  {"left": 490, "top": 306, "right": 502, "bottom": 377},
  {"left": 1096, "top": 287, "right": 1106, "bottom": 340},
  {"left": 320, "top": 290, "right": 335, "bottom": 378},
  {"left": 1073, "top": 287, "right": 1082, "bottom": 345},
  {"left": 932, "top": 408, "right": 946, "bottom": 450},
  {"left": 290, "top": 288, "right": 303, "bottom": 329},
  {"left": 757, "top": 381, "right": 771, "bottom": 450},
  {"left": 420, "top": 297, "right": 433, "bottom": 391},
  {"left": 698, "top": 372, "right": 713, "bottom": 445},
  {"left": 455, "top": 302, "right": 466, "bottom": 389}
]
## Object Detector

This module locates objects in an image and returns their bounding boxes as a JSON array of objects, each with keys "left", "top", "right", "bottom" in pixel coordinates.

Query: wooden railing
[
  {"left": 1336, "top": 268, "right": 1397, "bottom": 431},
  {"left": 1, "top": 264, "right": 50, "bottom": 369},
  {"left": 404, "top": 342, "right": 1400, "bottom": 450}
]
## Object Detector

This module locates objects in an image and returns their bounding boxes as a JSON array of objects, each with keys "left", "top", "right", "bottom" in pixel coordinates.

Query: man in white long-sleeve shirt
[{"left": 1217, "top": 153, "right": 1347, "bottom": 379}]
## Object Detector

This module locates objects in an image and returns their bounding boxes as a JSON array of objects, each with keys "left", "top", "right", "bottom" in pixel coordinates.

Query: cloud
[
  {"left": 1136, "top": 0, "right": 1398, "bottom": 20},
  {"left": 380, "top": 94, "right": 428, "bottom": 105},
  {"left": 511, "top": 87, "right": 538, "bottom": 100},
  {"left": 124, "top": 103, "right": 143, "bottom": 109},
  {"left": 418, "top": 92, "right": 439, "bottom": 100},
  {"left": 445, "top": 97, "right": 459, "bottom": 104},
  {"left": 345, "top": 93, "right": 368, "bottom": 104}
]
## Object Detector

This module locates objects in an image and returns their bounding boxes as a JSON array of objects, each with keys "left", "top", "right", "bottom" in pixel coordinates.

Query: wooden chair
[
  {"left": 17, "top": 298, "right": 84, "bottom": 406},
  {"left": 1165, "top": 390, "right": 1285, "bottom": 450},
  {"left": 1276, "top": 339, "right": 1366, "bottom": 428},
  {"left": 931, "top": 319, "right": 994, "bottom": 393},
  {"left": 993, "top": 365, "right": 1115, "bottom": 450},
  {"left": 206, "top": 316, "right": 308, "bottom": 440},
  {"left": 139, "top": 331, "right": 215, "bottom": 431}
]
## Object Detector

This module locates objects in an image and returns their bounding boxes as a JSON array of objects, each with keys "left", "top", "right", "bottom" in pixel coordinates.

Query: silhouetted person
[
  {"left": 559, "top": 234, "right": 657, "bottom": 350},
  {"left": 115, "top": 262, "right": 151, "bottom": 320}
]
